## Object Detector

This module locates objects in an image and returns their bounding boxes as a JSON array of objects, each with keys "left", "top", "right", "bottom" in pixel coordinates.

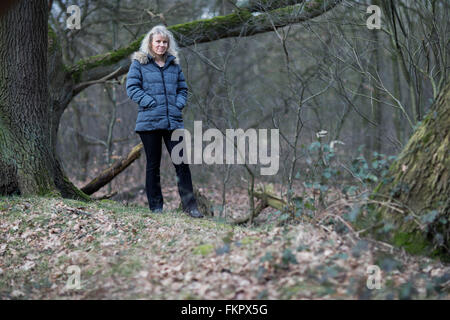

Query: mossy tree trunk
[
  {"left": 0, "top": 0, "right": 340, "bottom": 199},
  {"left": 360, "top": 81, "right": 449, "bottom": 259},
  {"left": 0, "top": 1, "right": 88, "bottom": 200}
]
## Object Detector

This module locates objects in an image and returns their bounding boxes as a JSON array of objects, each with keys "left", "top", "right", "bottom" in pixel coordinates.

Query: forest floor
[{"left": 0, "top": 190, "right": 449, "bottom": 300}]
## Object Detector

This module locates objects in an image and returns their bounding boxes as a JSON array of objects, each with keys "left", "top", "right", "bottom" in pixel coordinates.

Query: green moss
[
  {"left": 372, "top": 182, "right": 382, "bottom": 194},
  {"left": 69, "top": 37, "right": 142, "bottom": 83},
  {"left": 34, "top": 173, "right": 58, "bottom": 197},
  {"left": 193, "top": 244, "right": 214, "bottom": 256},
  {"left": 170, "top": 11, "right": 253, "bottom": 36},
  {"left": 392, "top": 231, "right": 429, "bottom": 255},
  {"left": 351, "top": 202, "right": 446, "bottom": 260},
  {"left": 241, "top": 236, "right": 256, "bottom": 245},
  {"left": 47, "top": 24, "right": 61, "bottom": 55},
  {"left": 305, "top": 0, "right": 325, "bottom": 13},
  {"left": 40, "top": 189, "right": 62, "bottom": 198},
  {"left": 99, "top": 199, "right": 117, "bottom": 205},
  {"left": 59, "top": 175, "right": 91, "bottom": 202}
]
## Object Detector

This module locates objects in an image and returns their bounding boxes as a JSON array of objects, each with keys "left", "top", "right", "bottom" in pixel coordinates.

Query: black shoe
[
  {"left": 151, "top": 208, "right": 163, "bottom": 213},
  {"left": 185, "top": 208, "right": 204, "bottom": 218}
]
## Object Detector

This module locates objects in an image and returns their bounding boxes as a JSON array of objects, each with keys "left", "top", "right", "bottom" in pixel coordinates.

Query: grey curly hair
[{"left": 139, "top": 25, "right": 180, "bottom": 64}]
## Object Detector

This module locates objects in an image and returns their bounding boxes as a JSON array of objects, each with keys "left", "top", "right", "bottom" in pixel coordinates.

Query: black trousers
[{"left": 138, "top": 130, "right": 197, "bottom": 212}]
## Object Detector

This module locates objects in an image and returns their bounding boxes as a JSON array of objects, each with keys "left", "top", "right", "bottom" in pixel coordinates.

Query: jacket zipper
[{"left": 159, "top": 66, "right": 170, "bottom": 129}]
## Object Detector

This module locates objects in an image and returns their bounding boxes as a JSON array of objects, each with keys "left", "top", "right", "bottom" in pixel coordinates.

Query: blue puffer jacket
[{"left": 126, "top": 52, "right": 188, "bottom": 132}]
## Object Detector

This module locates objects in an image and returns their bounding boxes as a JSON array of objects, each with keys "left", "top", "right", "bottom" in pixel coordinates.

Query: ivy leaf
[
  {"left": 322, "top": 171, "right": 332, "bottom": 179},
  {"left": 348, "top": 205, "right": 360, "bottom": 222},
  {"left": 309, "top": 141, "right": 321, "bottom": 151},
  {"left": 282, "top": 249, "right": 298, "bottom": 266},
  {"left": 365, "top": 174, "right": 378, "bottom": 183},
  {"left": 260, "top": 252, "right": 274, "bottom": 263},
  {"left": 421, "top": 210, "right": 439, "bottom": 224},
  {"left": 215, "top": 244, "right": 230, "bottom": 255},
  {"left": 372, "top": 160, "right": 379, "bottom": 169}
]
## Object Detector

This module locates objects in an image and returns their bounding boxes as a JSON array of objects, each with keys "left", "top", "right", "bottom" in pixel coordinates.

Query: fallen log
[
  {"left": 92, "top": 191, "right": 118, "bottom": 201},
  {"left": 81, "top": 143, "right": 144, "bottom": 195},
  {"left": 230, "top": 184, "right": 295, "bottom": 224},
  {"left": 230, "top": 199, "right": 269, "bottom": 225}
]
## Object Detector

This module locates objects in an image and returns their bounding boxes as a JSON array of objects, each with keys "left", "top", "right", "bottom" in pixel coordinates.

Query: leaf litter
[{"left": 0, "top": 193, "right": 449, "bottom": 300}]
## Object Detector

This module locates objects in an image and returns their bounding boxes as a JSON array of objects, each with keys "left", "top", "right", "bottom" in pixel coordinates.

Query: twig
[
  {"left": 66, "top": 207, "right": 92, "bottom": 216},
  {"left": 318, "top": 213, "right": 358, "bottom": 236},
  {"left": 92, "top": 191, "right": 118, "bottom": 201},
  {"left": 73, "top": 67, "right": 123, "bottom": 96}
]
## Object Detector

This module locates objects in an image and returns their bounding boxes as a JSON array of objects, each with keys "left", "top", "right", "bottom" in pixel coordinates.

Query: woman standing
[{"left": 126, "top": 25, "right": 203, "bottom": 218}]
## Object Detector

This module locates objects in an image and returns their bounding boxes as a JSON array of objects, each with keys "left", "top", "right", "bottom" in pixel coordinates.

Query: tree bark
[
  {"left": 358, "top": 80, "right": 450, "bottom": 259},
  {"left": 0, "top": 0, "right": 18, "bottom": 16},
  {"left": 0, "top": 0, "right": 88, "bottom": 200}
]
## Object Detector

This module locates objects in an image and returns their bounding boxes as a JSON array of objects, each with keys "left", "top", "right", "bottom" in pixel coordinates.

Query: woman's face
[{"left": 151, "top": 34, "right": 169, "bottom": 57}]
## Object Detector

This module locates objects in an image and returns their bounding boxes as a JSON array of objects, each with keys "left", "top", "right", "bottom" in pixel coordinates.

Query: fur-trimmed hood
[
  {"left": 131, "top": 51, "right": 176, "bottom": 65},
  {"left": 131, "top": 29, "right": 179, "bottom": 65},
  {"left": 131, "top": 51, "right": 151, "bottom": 64}
]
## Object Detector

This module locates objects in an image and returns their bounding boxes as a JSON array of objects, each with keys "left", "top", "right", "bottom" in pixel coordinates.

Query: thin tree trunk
[
  {"left": 73, "top": 104, "right": 91, "bottom": 181},
  {"left": 392, "top": 53, "right": 403, "bottom": 144},
  {"left": 370, "top": 29, "right": 382, "bottom": 154}
]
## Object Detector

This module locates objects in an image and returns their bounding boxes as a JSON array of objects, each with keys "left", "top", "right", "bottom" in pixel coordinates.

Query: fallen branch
[
  {"left": 92, "top": 191, "right": 118, "bottom": 201},
  {"left": 318, "top": 213, "right": 357, "bottom": 235},
  {"left": 254, "top": 190, "right": 293, "bottom": 212},
  {"left": 230, "top": 184, "right": 292, "bottom": 224},
  {"left": 66, "top": 207, "right": 92, "bottom": 216},
  {"left": 81, "top": 143, "right": 143, "bottom": 195},
  {"left": 230, "top": 199, "right": 269, "bottom": 225}
]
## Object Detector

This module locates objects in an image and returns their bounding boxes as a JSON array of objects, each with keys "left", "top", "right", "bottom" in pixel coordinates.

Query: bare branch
[
  {"left": 73, "top": 66, "right": 124, "bottom": 96},
  {"left": 67, "top": 0, "right": 342, "bottom": 88}
]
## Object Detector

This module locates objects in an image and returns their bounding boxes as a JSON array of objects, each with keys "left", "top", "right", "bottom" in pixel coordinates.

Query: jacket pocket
[
  {"left": 139, "top": 94, "right": 156, "bottom": 109},
  {"left": 139, "top": 97, "right": 156, "bottom": 111},
  {"left": 170, "top": 103, "right": 182, "bottom": 118}
]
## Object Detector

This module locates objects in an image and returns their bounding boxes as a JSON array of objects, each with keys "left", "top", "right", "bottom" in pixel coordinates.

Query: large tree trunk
[
  {"left": 0, "top": 1, "right": 88, "bottom": 200},
  {"left": 358, "top": 81, "right": 449, "bottom": 259}
]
